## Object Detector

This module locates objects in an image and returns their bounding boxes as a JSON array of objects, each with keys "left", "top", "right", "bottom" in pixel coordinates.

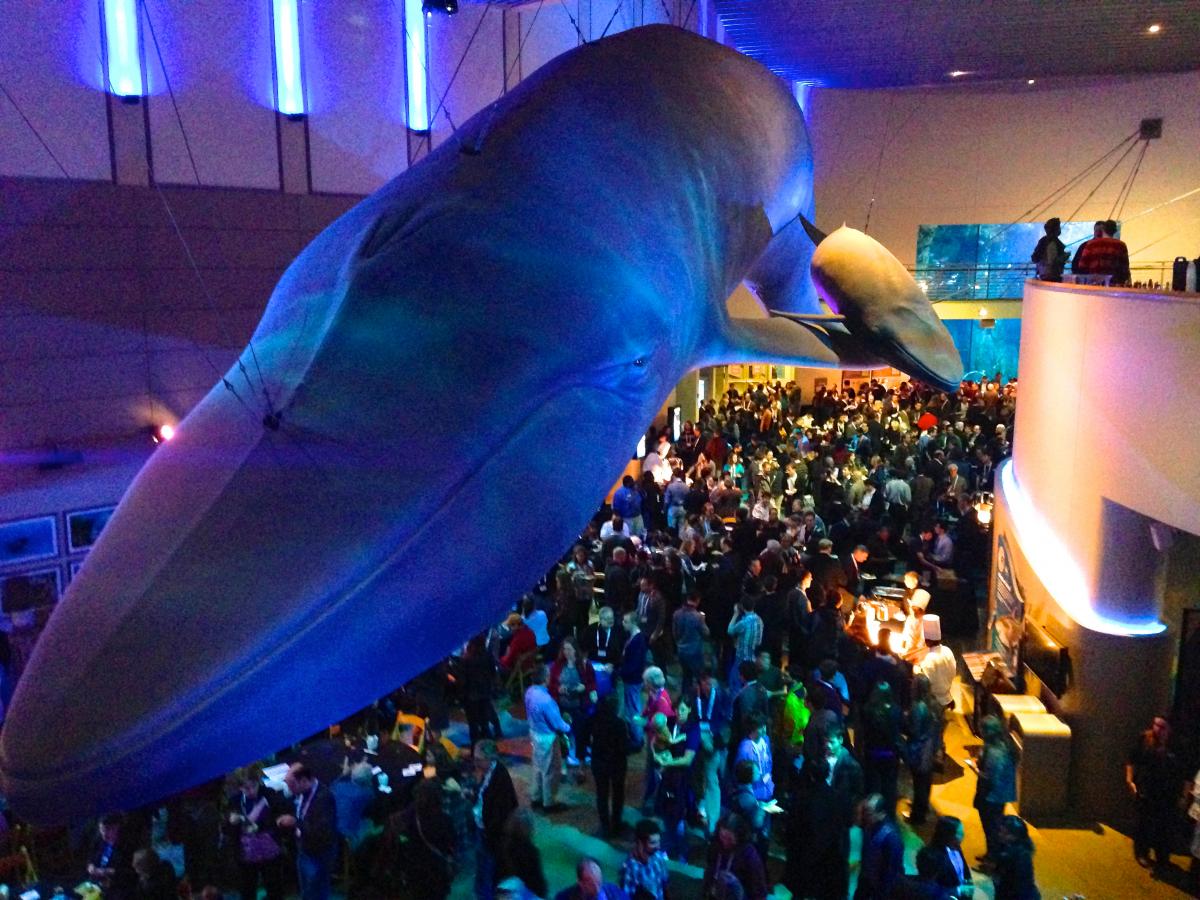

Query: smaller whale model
[{"left": 0, "top": 24, "right": 960, "bottom": 820}]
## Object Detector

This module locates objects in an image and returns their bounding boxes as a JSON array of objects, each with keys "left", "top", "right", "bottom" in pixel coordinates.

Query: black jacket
[
  {"left": 480, "top": 762, "right": 519, "bottom": 851},
  {"left": 296, "top": 783, "right": 339, "bottom": 858}
]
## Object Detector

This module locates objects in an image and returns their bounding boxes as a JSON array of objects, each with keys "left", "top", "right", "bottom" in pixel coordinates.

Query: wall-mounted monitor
[
  {"left": 0, "top": 516, "right": 58, "bottom": 568},
  {"left": 1, "top": 567, "right": 62, "bottom": 614},
  {"left": 1021, "top": 618, "right": 1072, "bottom": 698}
]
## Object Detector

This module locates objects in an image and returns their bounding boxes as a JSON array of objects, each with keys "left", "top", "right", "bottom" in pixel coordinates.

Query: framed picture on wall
[
  {"left": 66, "top": 506, "right": 116, "bottom": 553},
  {"left": 0, "top": 516, "right": 58, "bottom": 568},
  {"left": 0, "top": 567, "right": 62, "bottom": 614}
]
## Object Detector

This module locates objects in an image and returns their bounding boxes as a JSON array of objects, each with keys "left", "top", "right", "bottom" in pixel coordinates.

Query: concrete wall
[
  {"left": 0, "top": 177, "right": 359, "bottom": 463},
  {"left": 808, "top": 71, "right": 1200, "bottom": 269}
]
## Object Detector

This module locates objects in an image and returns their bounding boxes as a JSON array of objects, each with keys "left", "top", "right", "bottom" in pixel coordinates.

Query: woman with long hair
[
  {"left": 926, "top": 815, "right": 973, "bottom": 898},
  {"left": 993, "top": 815, "right": 1040, "bottom": 900},
  {"left": 461, "top": 634, "right": 502, "bottom": 746},
  {"left": 904, "top": 674, "right": 938, "bottom": 825},
  {"left": 975, "top": 715, "right": 1018, "bottom": 868},
  {"left": 548, "top": 636, "right": 597, "bottom": 766},
  {"left": 225, "top": 764, "right": 285, "bottom": 900}
]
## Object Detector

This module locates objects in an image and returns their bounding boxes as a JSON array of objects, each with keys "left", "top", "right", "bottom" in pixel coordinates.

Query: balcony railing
[{"left": 907, "top": 260, "right": 1184, "bottom": 301}]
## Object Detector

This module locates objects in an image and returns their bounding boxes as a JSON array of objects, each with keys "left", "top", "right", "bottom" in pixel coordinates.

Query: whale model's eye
[{"left": 633, "top": 358, "right": 647, "bottom": 368}]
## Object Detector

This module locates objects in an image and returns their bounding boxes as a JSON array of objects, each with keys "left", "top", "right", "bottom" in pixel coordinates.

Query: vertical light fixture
[
  {"left": 103, "top": 0, "right": 144, "bottom": 99},
  {"left": 271, "top": 0, "right": 307, "bottom": 117},
  {"left": 404, "top": 0, "right": 430, "bottom": 132}
]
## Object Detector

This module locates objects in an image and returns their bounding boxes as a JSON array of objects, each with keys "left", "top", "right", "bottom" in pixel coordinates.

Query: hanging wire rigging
[
  {"left": 426, "top": 1, "right": 495, "bottom": 135},
  {"left": 0, "top": 83, "right": 71, "bottom": 178},
  {"left": 988, "top": 129, "right": 1139, "bottom": 243},
  {"left": 1110, "top": 139, "right": 1149, "bottom": 221},
  {"left": 505, "top": 0, "right": 548, "bottom": 87},
  {"left": 863, "top": 2, "right": 916, "bottom": 233},
  {"left": 559, "top": 0, "right": 588, "bottom": 43},
  {"left": 599, "top": 0, "right": 625, "bottom": 39},
  {"left": 65, "top": 0, "right": 262, "bottom": 423},
  {"left": 139, "top": 0, "right": 275, "bottom": 418},
  {"left": 1065, "top": 136, "right": 1143, "bottom": 222},
  {"left": 142, "top": 2, "right": 200, "bottom": 186}
]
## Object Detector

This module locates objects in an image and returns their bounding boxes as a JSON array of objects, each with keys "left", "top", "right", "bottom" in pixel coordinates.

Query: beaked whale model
[{"left": 0, "top": 24, "right": 960, "bottom": 820}]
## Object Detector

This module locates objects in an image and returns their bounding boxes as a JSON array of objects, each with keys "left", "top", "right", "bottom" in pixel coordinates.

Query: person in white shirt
[
  {"left": 915, "top": 615, "right": 957, "bottom": 764},
  {"left": 599, "top": 515, "right": 631, "bottom": 541},
  {"left": 524, "top": 666, "right": 572, "bottom": 809}
]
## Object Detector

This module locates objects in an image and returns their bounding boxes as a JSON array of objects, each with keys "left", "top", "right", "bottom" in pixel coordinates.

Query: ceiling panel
[{"left": 713, "top": 0, "right": 1200, "bottom": 88}]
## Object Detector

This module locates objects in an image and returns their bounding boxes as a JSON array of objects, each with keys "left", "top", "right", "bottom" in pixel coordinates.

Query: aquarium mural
[{"left": 915, "top": 220, "right": 1098, "bottom": 300}]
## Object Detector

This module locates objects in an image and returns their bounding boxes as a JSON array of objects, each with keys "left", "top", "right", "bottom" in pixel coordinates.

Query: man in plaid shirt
[
  {"left": 726, "top": 595, "right": 763, "bottom": 693},
  {"left": 620, "top": 819, "right": 670, "bottom": 900}
]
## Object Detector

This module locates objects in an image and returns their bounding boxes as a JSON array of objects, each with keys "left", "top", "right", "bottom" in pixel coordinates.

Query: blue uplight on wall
[
  {"left": 999, "top": 462, "right": 1166, "bottom": 638},
  {"left": 103, "top": 0, "right": 144, "bottom": 99},
  {"left": 404, "top": 0, "right": 430, "bottom": 132},
  {"left": 271, "top": 0, "right": 307, "bottom": 116}
]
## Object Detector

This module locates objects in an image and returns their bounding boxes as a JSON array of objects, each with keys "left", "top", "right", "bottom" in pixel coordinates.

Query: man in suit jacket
[
  {"left": 603, "top": 547, "right": 635, "bottom": 608},
  {"left": 841, "top": 545, "right": 869, "bottom": 604},
  {"left": 279, "top": 763, "right": 338, "bottom": 900},
  {"left": 730, "top": 660, "right": 770, "bottom": 750},
  {"left": 87, "top": 814, "right": 137, "bottom": 900},
  {"left": 617, "top": 610, "right": 650, "bottom": 718},
  {"left": 973, "top": 451, "right": 995, "bottom": 493},
  {"left": 807, "top": 539, "right": 846, "bottom": 609},
  {"left": 473, "top": 740, "right": 520, "bottom": 900},
  {"left": 582, "top": 605, "right": 625, "bottom": 673}
]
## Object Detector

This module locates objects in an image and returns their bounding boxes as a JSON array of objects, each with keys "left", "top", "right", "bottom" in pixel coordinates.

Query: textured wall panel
[
  {"left": 142, "top": 0, "right": 278, "bottom": 188},
  {"left": 307, "top": 0, "right": 408, "bottom": 195}
]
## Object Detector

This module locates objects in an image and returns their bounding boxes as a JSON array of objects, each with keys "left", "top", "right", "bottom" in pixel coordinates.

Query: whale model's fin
[
  {"left": 703, "top": 315, "right": 841, "bottom": 369},
  {"left": 767, "top": 309, "right": 845, "bottom": 323},
  {"left": 743, "top": 213, "right": 822, "bottom": 316},
  {"left": 798, "top": 213, "right": 828, "bottom": 247}
]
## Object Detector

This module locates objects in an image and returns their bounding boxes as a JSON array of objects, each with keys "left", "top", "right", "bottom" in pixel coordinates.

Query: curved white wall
[{"left": 1011, "top": 279, "right": 1200, "bottom": 626}]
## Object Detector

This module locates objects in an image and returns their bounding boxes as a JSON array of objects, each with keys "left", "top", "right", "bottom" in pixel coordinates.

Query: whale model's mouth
[{"left": 874, "top": 334, "right": 963, "bottom": 393}]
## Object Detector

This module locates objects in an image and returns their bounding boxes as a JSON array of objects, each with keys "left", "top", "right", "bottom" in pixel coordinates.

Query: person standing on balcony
[
  {"left": 1071, "top": 221, "right": 1104, "bottom": 272},
  {"left": 1030, "top": 217, "right": 1067, "bottom": 282},
  {"left": 1075, "top": 219, "right": 1131, "bottom": 286}
]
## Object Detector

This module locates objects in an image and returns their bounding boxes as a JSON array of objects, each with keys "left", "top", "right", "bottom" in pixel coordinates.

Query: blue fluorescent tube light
[
  {"left": 404, "top": 0, "right": 430, "bottom": 131},
  {"left": 272, "top": 0, "right": 306, "bottom": 116},
  {"left": 104, "top": 0, "right": 143, "bottom": 98}
]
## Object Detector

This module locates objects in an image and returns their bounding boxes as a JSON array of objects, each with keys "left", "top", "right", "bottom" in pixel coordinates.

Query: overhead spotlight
[
  {"left": 1147, "top": 23, "right": 1161, "bottom": 34},
  {"left": 422, "top": 0, "right": 457, "bottom": 14},
  {"left": 1026, "top": 79, "right": 1036, "bottom": 85},
  {"left": 948, "top": 70, "right": 969, "bottom": 78},
  {"left": 150, "top": 423, "right": 176, "bottom": 444}
]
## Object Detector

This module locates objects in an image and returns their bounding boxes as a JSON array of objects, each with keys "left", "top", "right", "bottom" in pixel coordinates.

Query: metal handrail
[{"left": 907, "top": 260, "right": 1184, "bottom": 300}]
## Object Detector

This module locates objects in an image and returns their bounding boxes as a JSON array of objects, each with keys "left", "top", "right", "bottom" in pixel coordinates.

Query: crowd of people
[
  {"left": 474, "top": 376, "right": 1040, "bottom": 900},
  {"left": 13, "top": 373, "right": 1200, "bottom": 900}
]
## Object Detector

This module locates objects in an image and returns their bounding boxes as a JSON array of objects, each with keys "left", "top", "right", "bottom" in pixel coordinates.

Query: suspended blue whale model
[{"left": 0, "top": 24, "right": 960, "bottom": 820}]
